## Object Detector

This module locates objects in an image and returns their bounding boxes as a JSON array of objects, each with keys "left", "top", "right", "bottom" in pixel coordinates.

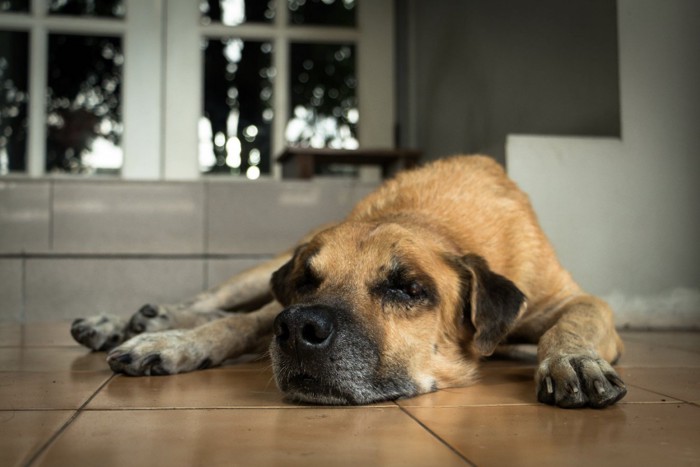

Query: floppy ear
[
  {"left": 270, "top": 256, "right": 296, "bottom": 307},
  {"left": 270, "top": 243, "right": 317, "bottom": 307},
  {"left": 455, "top": 254, "right": 527, "bottom": 356}
]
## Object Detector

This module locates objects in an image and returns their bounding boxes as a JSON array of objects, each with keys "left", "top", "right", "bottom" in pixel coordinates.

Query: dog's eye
[
  {"left": 403, "top": 281, "right": 424, "bottom": 299},
  {"left": 388, "top": 281, "right": 425, "bottom": 302}
]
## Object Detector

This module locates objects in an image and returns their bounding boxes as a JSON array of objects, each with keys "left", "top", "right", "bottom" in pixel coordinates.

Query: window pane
[
  {"left": 47, "top": 34, "right": 123, "bottom": 174},
  {"left": 287, "top": 42, "right": 358, "bottom": 150},
  {"left": 200, "top": 0, "right": 274, "bottom": 26},
  {"left": 0, "top": 30, "right": 29, "bottom": 174},
  {"left": 0, "top": 0, "right": 29, "bottom": 13},
  {"left": 201, "top": 38, "right": 273, "bottom": 178},
  {"left": 289, "top": 0, "right": 356, "bottom": 27},
  {"left": 48, "top": 0, "right": 125, "bottom": 18}
]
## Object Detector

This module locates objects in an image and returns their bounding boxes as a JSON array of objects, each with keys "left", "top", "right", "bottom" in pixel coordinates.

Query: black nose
[{"left": 274, "top": 305, "right": 336, "bottom": 354}]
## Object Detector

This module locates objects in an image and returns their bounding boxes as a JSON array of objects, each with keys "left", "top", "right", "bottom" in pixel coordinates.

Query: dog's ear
[
  {"left": 270, "top": 243, "right": 317, "bottom": 307},
  {"left": 453, "top": 254, "right": 527, "bottom": 356},
  {"left": 270, "top": 258, "right": 295, "bottom": 307},
  {"left": 270, "top": 246, "right": 302, "bottom": 307}
]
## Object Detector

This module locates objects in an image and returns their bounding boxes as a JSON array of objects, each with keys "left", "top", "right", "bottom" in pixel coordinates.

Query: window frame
[{"left": 0, "top": 0, "right": 394, "bottom": 180}]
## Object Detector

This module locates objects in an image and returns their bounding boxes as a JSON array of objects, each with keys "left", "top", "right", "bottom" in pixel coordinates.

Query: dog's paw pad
[
  {"left": 71, "top": 314, "right": 128, "bottom": 351},
  {"left": 536, "top": 354, "right": 627, "bottom": 408}
]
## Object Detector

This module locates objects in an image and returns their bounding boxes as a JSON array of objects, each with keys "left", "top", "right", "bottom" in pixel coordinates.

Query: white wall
[{"left": 507, "top": 0, "right": 700, "bottom": 329}]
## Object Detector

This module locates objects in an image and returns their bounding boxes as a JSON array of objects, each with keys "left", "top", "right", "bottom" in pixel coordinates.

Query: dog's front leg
[
  {"left": 122, "top": 252, "right": 294, "bottom": 336},
  {"left": 71, "top": 252, "right": 291, "bottom": 352},
  {"left": 535, "top": 295, "right": 627, "bottom": 408},
  {"left": 106, "top": 301, "right": 282, "bottom": 376}
]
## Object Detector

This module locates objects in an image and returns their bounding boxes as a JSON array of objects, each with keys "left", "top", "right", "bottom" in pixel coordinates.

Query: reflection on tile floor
[{"left": 1, "top": 322, "right": 698, "bottom": 466}]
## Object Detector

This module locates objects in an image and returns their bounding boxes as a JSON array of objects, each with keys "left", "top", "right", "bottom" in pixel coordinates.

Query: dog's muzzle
[{"left": 270, "top": 303, "right": 417, "bottom": 405}]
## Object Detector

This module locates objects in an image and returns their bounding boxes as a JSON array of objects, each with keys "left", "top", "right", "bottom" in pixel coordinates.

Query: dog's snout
[{"left": 274, "top": 305, "right": 336, "bottom": 353}]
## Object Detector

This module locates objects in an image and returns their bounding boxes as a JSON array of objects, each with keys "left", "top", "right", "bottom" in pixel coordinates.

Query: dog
[{"left": 71, "top": 155, "right": 626, "bottom": 408}]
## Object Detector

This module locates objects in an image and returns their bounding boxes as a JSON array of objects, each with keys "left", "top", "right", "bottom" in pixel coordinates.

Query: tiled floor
[{"left": 1, "top": 323, "right": 699, "bottom": 466}]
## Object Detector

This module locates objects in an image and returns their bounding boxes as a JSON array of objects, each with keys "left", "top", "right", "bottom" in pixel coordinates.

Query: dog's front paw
[
  {"left": 107, "top": 330, "right": 214, "bottom": 376},
  {"left": 536, "top": 354, "right": 627, "bottom": 408},
  {"left": 71, "top": 314, "right": 128, "bottom": 351}
]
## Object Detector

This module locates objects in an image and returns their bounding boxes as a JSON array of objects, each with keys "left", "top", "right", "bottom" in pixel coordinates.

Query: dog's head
[{"left": 269, "top": 221, "right": 526, "bottom": 404}]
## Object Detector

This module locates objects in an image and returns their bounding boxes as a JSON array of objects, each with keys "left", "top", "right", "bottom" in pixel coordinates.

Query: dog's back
[{"left": 348, "top": 155, "right": 579, "bottom": 315}]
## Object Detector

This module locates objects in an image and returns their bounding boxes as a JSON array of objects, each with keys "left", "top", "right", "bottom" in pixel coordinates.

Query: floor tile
[
  {"left": 21, "top": 321, "right": 79, "bottom": 347},
  {"left": 617, "top": 340, "right": 700, "bottom": 367},
  {"left": 0, "top": 348, "right": 108, "bottom": 372},
  {"left": 89, "top": 362, "right": 396, "bottom": 409},
  {"left": 620, "top": 367, "right": 700, "bottom": 403},
  {"left": 35, "top": 408, "right": 468, "bottom": 466},
  {"left": 621, "top": 331, "right": 700, "bottom": 353},
  {"left": 397, "top": 367, "right": 678, "bottom": 407},
  {"left": 0, "top": 372, "right": 111, "bottom": 410},
  {"left": 88, "top": 368, "right": 286, "bottom": 409},
  {"left": 405, "top": 403, "right": 700, "bottom": 466},
  {"left": 0, "top": 410, "right": 73, "bottom": 467}
]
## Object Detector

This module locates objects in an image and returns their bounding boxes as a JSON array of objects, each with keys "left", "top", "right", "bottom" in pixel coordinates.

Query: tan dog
[{"left": 71, "top": 155, "right": 626, "bottom": 408}]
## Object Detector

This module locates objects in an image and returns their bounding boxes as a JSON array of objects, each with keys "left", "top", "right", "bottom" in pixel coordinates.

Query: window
[
  {"left": 0, "top": 29, "right": 28, "bottom": 174},
  {"left": 0, "top": 0, "right": 394, "bottom": 179},
  {"left": 0, "top": 0, "right": 157, "bottom": 178}
]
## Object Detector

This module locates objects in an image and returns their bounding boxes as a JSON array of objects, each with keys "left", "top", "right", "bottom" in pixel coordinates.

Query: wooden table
[{"left": 277, "top": 148, "right": 422, "bottom": 179}]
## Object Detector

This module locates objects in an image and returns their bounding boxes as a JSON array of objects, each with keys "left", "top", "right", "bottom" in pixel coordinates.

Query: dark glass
[
  {"left": 48, "top": 0, "right": 125, "bottom": 18},
  {"left": 287, "top": 42, "right": 358, "bottom": 151},
  {"left": 0, "top": 0, "right": 29, "bottom": 13},
  {"left": 201, "top": 38, "right": 273, "bottom": 177},
  {"left": 289, "top": 0, "right": 356, "bottom": 27},
  {"left": 200, "top": 0, "right": 274, "bottom": 26},
  {"left": 0, "top": 30, "right": 29, "bottom": 174},
  {"left": 46, "top": 34, "right": 123, "bottom": 174}
]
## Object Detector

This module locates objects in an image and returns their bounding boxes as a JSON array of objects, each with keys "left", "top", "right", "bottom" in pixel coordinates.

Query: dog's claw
[
  {"left": 141, "top": 354, "right": 165, "bottom": 375},
  {"left": 109, "top": 353, "right": 132, "bottom": 365},
  {"left": 546, "top": 376, "right": 554, "bottom": 394},
  {"left": 594, "top": 379, "right": 605, "bottom": 395},
  {"left": 609, "top": 374, "right": 626, "bottom": 389}
]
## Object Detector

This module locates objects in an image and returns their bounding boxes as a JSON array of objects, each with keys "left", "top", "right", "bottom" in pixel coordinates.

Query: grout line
[
  {"left": 398, "top": 404, "right": 475, "bottom": 466},
  {"left": 159, "top": 0, "right": 167, "bottom": 180},
  {"left": 79, "top": 404, "right": 402, "bottom": 411},
  {"left": 203, "top": 183, "right": 210, "bottom": 291},
  {"left": 0, "top": 253, "right": 276, "bottom": 260},
  {"left": 20, "top": 255, "right": 27, "bottom": 325},
  {"left": 48, "top": 180, "right": 54, "bottom": 251},
  {"left": 625, "top": 382, "right": 697, "bottom": 405},
  {"left": 22, "top": 373, "right": 116, "bottom": 467}
]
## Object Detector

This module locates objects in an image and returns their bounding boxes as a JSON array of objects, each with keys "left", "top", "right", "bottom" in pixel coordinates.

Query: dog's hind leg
[
  {"left": 107, "top": 300, "right": 282, "bottom": 376},
  {"left": 71, "top": 252, "right": 292, "bottom": 351}
]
